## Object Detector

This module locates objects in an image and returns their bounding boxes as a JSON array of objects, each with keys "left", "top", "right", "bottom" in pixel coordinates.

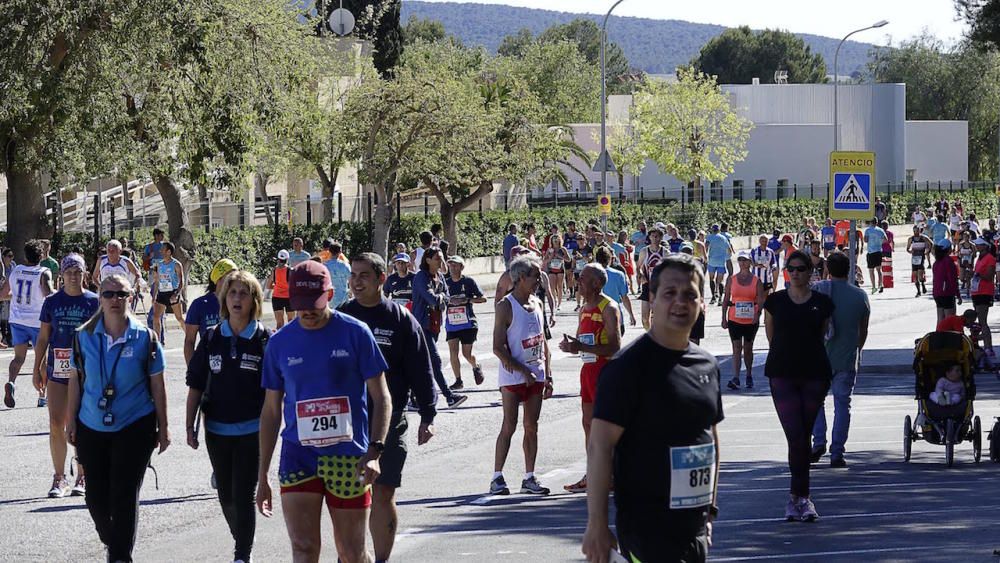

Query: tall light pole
[
  {"left": 599, "top": 0, "right": 626, "bottom": 233},
  {"left": 834, "top": 19, "right": 887, "bottom": 285}
]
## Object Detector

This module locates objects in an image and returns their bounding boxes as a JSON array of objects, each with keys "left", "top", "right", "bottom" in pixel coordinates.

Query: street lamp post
[
  {"left": 834, "top": 19, "right": 887, "bottom": 286},
  {"left": 599, "top": 0, "right": 625, "bottom": 234}
]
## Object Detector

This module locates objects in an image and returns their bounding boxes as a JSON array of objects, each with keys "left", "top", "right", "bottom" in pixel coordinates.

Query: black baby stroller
[{"left": 904, "top": 331, "right": 982, "bottom": 466}]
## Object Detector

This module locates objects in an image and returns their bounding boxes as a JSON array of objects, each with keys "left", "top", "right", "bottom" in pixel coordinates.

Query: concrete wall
[{"left": 905, "top": 121, "right": 969, "bottom": 183}]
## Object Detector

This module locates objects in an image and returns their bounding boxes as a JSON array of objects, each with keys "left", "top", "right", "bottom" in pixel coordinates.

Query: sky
[{"left": 415, "top": 0, "right": 969, "bottom": 45}]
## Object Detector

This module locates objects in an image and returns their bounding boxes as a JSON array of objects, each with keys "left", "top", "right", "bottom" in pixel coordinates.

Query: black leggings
[
  {"left": 423, "top": 328, "right": 453, "bottom": 400},
  {"left": 769, "top": 377, "right": 830, "bottom": 498},
  {"left": 205, "top": 431, "right": 259, "bottom": 561},
  {"left": 75, "top": 413, "right": 155, "bottom": 563}
]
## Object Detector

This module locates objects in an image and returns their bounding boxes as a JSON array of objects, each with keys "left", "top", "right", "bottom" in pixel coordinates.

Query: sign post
[
  {"left": 830, "top": 151, "right": 876, "bottom": 286},
  {"left": 598, "top": 194, "right": 612, "bottom": 222}
]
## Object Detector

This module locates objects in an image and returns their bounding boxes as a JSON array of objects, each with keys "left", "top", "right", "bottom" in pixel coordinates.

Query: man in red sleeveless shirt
[{"left": 559, "top": 264, "right": 621, "bottom": 493}]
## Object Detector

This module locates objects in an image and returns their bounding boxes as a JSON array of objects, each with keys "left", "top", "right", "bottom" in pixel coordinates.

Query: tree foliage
[
  {"left": 868, "top": 34, "right": 1000, "bottom": 179},
  {"left": 633, "top": 68, "right": 753, "bottom": 194},
  {"left": 692, "top": 26, "right": 828, "bottom": 84},
  {"left": 401, "top": 15, "right": 447, "bottom": 44},
  {"left": 957, "top": 0, "right": 1000, "bottom": 49},
  {"left": 333, "top": 0, "right": 403, "bottom": 77}
]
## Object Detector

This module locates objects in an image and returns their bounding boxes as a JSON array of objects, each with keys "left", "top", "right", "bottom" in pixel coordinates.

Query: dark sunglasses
[
  {"left": 101, "top": 290, "right": 131, "bottom": 299},
  {"left": 786, "top": 265, "right": 809, "bottom": 273}
]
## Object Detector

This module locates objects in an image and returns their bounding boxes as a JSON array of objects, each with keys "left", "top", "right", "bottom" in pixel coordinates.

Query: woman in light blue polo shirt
[{"left": 67, "top": 274, "right": 169, "bottom": 563}]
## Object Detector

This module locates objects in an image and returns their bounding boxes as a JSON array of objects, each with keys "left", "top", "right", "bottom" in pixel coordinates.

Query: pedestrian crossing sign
[{"left": 829, "top": 151, "right": 875, "bottom": 220}]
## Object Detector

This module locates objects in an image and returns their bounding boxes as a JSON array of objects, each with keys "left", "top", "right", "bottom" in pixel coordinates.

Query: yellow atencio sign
[
  {"left": 598, "top": 194, "right": 612, "bottom": 215},
  {"left": 829, "top": 151, "right": 876, "bottom": 221}
]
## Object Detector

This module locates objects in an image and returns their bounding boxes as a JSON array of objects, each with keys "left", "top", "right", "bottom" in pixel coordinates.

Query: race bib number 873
[
  {"left": 669, "top": 443, "right": 716, "bottom": 509},
  {"left": 296, "top": 396, "right": 353, "bottom": 447}
]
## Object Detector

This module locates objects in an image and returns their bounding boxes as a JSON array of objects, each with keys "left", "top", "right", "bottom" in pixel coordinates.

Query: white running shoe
[
  {"left": 48, "top": 475, "right": 70, "bottom": 498},
  {"left": 796, "top": 497, "right": 819, "bottom": 522},
  {"left": 71, "top": 476, "right": 86, "bottom": 497},
  {"left": 784, "top": 498, "right": 800, "bottom": 521}
]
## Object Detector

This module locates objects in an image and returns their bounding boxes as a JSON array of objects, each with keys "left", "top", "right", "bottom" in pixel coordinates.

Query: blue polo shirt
[
  {"left": 185, "top": 292, "right": 220, "bottom": 339},
  {"left": 261, "top": 313, "right": 388, "bottom": 457},
  {"left": 71, "top": 317, "right": 165, "bottom": 432}
]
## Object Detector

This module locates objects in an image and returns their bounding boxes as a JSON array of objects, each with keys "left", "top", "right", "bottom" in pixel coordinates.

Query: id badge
[{"left": 669, "top": 443, "right": 715, "bottom": 509}]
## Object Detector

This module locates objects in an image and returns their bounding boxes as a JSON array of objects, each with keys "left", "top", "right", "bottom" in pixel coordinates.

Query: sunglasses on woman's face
[
  {"left": 786, "top": 265, "right": 810, "bottom": 273},
  {"left": 101, "top": 290, "right": 131, "bottom": 299}
]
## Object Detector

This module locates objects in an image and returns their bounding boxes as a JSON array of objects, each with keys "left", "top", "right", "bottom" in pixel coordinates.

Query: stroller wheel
[
  {"left": 903, "top": 415, "right": 912, "bottom": 462},
  {"left": 973, "top": 416, "right": 982, "bottom": 464},
  {"left": 945, "top": 419, "right": 955, "bottom": 467}
]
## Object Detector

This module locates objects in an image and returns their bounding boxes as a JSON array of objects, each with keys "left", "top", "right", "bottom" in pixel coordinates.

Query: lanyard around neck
[{"left": 99, "top": 334, "right": 128, "bottom": 389}]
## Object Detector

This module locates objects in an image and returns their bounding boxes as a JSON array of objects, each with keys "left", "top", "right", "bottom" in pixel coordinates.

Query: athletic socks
[
  {"left": 524, "top": 472, "right": 535, "bottom": 480},
  {"left": 492, "top": 471, "right": 503, "bottom": 481}
]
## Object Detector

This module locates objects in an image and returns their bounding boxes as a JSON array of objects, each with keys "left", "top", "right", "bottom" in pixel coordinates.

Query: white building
[{"left": 544, "top": 83, "right": 968, "bottom": 202}]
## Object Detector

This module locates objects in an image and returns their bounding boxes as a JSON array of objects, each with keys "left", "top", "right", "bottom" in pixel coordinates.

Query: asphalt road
[{"left": 2, "top": 248, "right": 1000, "bottom": 562}]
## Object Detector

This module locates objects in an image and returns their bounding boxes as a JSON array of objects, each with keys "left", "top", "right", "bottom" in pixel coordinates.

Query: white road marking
[
  {"left": 712, "top": 545, "right": 942, "bottom": 561},
  {"left": 719, "top": 479, "right": 987, "bottom": 494}
]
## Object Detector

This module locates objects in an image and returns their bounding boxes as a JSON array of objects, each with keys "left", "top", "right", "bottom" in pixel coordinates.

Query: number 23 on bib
[
  {"left": 669, "top": 443, "right": 715, "bottom": 509},
  {"left": 296, "top": 397, "right": 353, "bottom": 447}
]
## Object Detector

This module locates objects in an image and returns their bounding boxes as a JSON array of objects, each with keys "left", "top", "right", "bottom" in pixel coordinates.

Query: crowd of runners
[{"left": 1, "top": 196, "right": 998, "bottom": 562}]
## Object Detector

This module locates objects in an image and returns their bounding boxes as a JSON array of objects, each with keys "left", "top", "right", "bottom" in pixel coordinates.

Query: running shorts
[
  {"left": 501, "top": 383, "right": 543, "bottom": 403},
  {"left": 690, "top": 311, "right": 706, "bottom": 340},
  {"left": 580, "top": 369, "right": 599, "bottom": 404},
  {"left": 375, "top": 412, "right": 408, "bottom": 489},
  {"left": 272, "top": 297, "right": 292, "bottom": 313},
  {"left": 155, "top": 289, "right": 181, "bottom": 307},
  {"left": 10, "top": 323, "right": 39, "bottom": 347},
  {"left": 639, "top": 282, "right": 650, "bottom": 302},
  {"left": 911, "top": 264, "right": 925, "bottom": 272},
  {"left": 707, "top": 264, "right": 726, "bottom": 275},
  {"left": 617, "top": 511, "right": 709, "bottom": 563},
  {"left": 866, "top": 252, "right": 882, "bottom": 269},
  {"left": 278, "top": 443, "right": 371, "bottom": 509},
  {"left": 445, "top": 327, "right": 478, "bottom": 345},
  {"left": 933, "top": 296, "right": 957, "bottom": 310},
  {"left": 972, "top": 295, "right": 993, "bottom": 308},
  {"left": 728, "top": 322, "right": 759, "bottom": 342}
]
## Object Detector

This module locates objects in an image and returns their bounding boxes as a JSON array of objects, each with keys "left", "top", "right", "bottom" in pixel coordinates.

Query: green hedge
[{"left": 18, "top": 188, "right": 998, "bottom": 284}]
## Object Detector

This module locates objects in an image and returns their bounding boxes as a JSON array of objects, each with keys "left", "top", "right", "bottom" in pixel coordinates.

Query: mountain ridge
[{"left": 401, "top": 1, "right": 874, "bottom": 77}]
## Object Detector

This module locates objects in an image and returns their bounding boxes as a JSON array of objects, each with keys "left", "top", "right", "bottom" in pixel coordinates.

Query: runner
[
  {"left": 907, "top": 226, "right": 933, "bottom": 297},
  {"left": 863, "top": 219, "right": 887, "bottom": 294},
  {"left": 544, "top": 235, "right": 571, "bottom": 309},
  {"left": 142, "top": 228, "right": 166, "bottom": 294},
  {"left": 565, "top": 222, "right": 581, "bottom": 298},
  {"left": 616, "top": 231, "right": 636, "bottom": 293},
  {"left": 763, "top": 250, "right": 834, "bottom": 522},
  {"left": 689, "top": 228, "right": 707, "bottom": 271},
  {"left": 665, "top": 225, "right": 685, "bottom": 254},
  {"left": 265, "top": 250, "right": 294, "bottom": 329},
  {"left": 834, "top": 219, "right": 851, "bottom": 250},
  {"left": 559, "top": 263, "right": 621, "bottom": 494},
  {"left": 0, "top": 248, "right": 13, "bottom": 348},
  {"left": 971, "top": 237, "right": 996, "bottom": 359},
  {"left": 412, "top": 247, "right": 467, "bottom": 408},
  {"left": 339, "top": 253, "right": 438, "bottom": 563},
  {"left": 809, "top": 241, "right": 827, "bottom": 284},
  {"left": 721, "top": 251, "right": 764, "bottom": 390},
  {"left": 636, "top": 226, "right": 667, "bottom": 329},
  {"left": 256, "top": 260, "right": 391, "bottom": 563},
  {"left": 750, "top": 235, "right": 778, "bottom": 293},
  {"left": 383, "top": 253, "right": 415, "bottom": 310},
  {"left": 287, "top": 237, "right": 311, "bottom": 267},
  {"left": 679, "top": 243, "right": 708, "bottom": 345},
  {"left": 932, "top": 240, "right": 962, "bottom": 323},
  {"left": 705, "top": 224, "right": 734, "bottom": 304},
  {"left": 68, "top": 274, "right": 169, "bottom": 563},
  {"left": 184, "top": 258, "right": 237, "bottom": 363},
  {"left": 912, "top": 206, "right": 927, "bottom": 230},
  {"left": 444, "top": 256, "right": 486, "bottom": 390},
  {"left": 582, "top": 254, "right": 722, "bottom": 563},
  {"left": 0, "top": 240, "right": 55, "bottom": 408},
  {"left": 323, "top": 241, "right": 352, "bottom": 309},
  {"left": 490, "top": 255, "right": 553, "bottom": 496},
  {"left": 410, "top": 231, "right": 433, "bottom": 274},
  {"left": 92, "top": 239, "right": 142, "bottom": 288},
  {"left": 572, "top": 234, "right": 593, "bottom": 311},
  {"left": 32, "top": 254, "right": 99, "bottom": 497},
  {"left": 592, "top": 246, "right": 636, "bottom": 331},
  {"left": 185, "top": 270, "right": 271, "bottom": 563},
  {"left": 151, "top": 242, "right": 185, "bottom": 338},
  {"left": 821, "top": 218, "right": 837, "bottom": 257},
  {"left": 779, "top": 235, "right": 796, "bottom": 290},
  {"left": 502, "top": 224, "right": 520, "bottom": 267},
  {"left": 39, "top": 239, "right": 60, "bottom": 290},
  {"left": 957, "top": 231, "right": 976, "bottom": 295}
]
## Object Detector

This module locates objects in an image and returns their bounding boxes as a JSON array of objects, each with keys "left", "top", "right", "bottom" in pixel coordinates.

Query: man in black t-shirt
[
  {"left": 583, "top": 254, "right": 723, "bottom": 563},
  {"left": 339, "top": 253, "right": 437, "bottom": 563}
]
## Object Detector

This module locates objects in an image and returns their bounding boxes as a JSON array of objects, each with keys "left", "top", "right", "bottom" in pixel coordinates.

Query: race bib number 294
[{"left": 296, "top": 396, "right": 353, "bottom": 447}]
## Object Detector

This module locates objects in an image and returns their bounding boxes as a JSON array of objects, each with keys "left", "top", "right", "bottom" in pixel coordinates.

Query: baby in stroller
[{"left": 930, "top": 364, "right": 965, "bottom": 406}]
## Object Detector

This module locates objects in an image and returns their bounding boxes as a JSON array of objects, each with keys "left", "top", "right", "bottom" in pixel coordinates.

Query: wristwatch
[{"left": 369, "top": 440, "right": 385, "bottom": 454}]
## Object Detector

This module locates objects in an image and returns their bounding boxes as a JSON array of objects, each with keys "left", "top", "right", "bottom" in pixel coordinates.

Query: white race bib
[
  {"left": 521, "top": 333, "right": 545, "bottom": 367},
  {"left": 911, "top": 254, "right": 924, "bottom": 266},
  {"left": 392, "top": 298, "right": 410, "bottom": 308},
  {"left": 575, "top": 259, "right": 587, "bottom": 271},
  {"left": 578, "top": 333, "right": 596, "bottom": 364},
  {"left": 447, "top": 306, "right": 469, "bottom": 326},
  {"left": 823, "top": 233, "right": 834, "bottom": 244},
  {"left": 296, "top": 397, "right": 353, "bottom": 447},
  {"left": 971, "top": 275, "right": 981, "bottom": 293},
  {"left": 734, "top": 301, "right": 755, "bottom": 321},
  {"left": 669, "top": 443, "right": 716, "bottom": 509},
  {"left": 52, "top": 348, "right": 73, "bottom": 378},
  {"left": 549, "top": 259, "right": 563, "bottom": 271}
]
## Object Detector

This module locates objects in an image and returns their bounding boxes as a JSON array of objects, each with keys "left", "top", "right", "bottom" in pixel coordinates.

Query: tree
[
  {"left": 402, "top": 15, "right": 446, "bottom": 44},
  {"left": 692, "top": 26, "right": 828, "bottom": 84},
  {"left": 868, "top": 35, "right": 1000, "bottom": 179},
  {"left": 509, "top": 40, "right": 601, "bottom": 124},
  {"left": 592, "top": 116, "right": 646, "bottom": 195},
  {"left": 497, "top": 28, "right": 534, "bottom": 57},
  {"left": 332, "top": 1, "right": 403, "bottom": 77},
  {"left": 633, "top": 68, "right": 753, "bottom": 199},
  {"left": 957, "top": 0, "right": 1000, "bottom": 49},
  {"left": 538, "top": 19, "right": 636, "bottom": 95}
]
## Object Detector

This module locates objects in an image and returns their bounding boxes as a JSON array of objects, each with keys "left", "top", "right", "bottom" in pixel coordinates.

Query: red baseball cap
[{"left": 289, "top": 260, "right": 332, "bottom": 311}]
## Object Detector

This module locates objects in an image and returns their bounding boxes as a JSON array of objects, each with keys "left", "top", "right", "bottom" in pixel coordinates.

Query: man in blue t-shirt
[
  {"left": 705, "top": 224, "right": 734, "bottom": 305},
  {"left": 863, "top": 220, "right": 888, "bottom": 293},
  {"left": 33, "top": 253, "right": 99, "bottom": 498},
  {"left": 502, "top": 224, "right": 519, "bottom": 267},
  {"left": 257, "top": 260, "right": 391, "bottom": 562},
  {"left": 930, "top": 214, "right": 950, "bottom": 247},
  {"left": 820, "top": 218, "right": 837, "bottom": 257},
  {"left": 323, "top": 242, "right": 352, "bottom": 309}
]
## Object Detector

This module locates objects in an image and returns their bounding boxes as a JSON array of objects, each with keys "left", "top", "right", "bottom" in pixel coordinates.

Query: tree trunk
[
  {"left": 371, "top": 199, "right": 394, "bottom": 260},
  {"left": 4, "top": 148, "right": 49, "bottom": 263},
  {"left": 440, "top": 202, "right": 458, "bottom": 256},
  {"left": 153, "top": 175, "right": 195, "bottom": 273},
  {"left": 317, "top": 165, "right": 340, "bottom": 224},
  {"left": 253, "top": 171, "right": 274, "bottom": 226}
]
